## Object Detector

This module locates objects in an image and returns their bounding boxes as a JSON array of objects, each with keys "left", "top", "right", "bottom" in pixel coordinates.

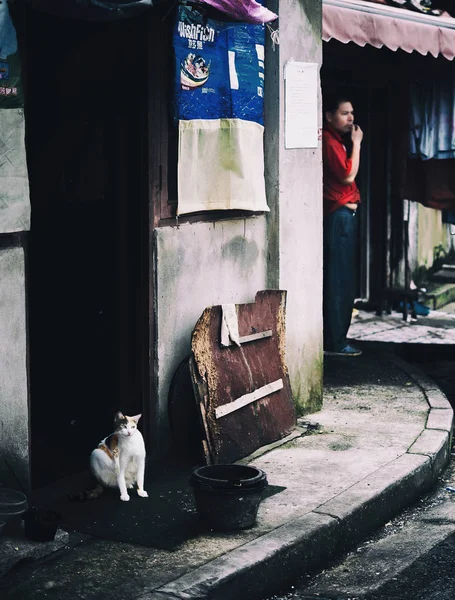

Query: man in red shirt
[{"left": 323, "top": 94, "right": 363, "bottom": 356}]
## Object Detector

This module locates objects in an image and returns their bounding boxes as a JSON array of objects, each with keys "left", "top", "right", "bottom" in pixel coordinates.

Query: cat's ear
[
  {"left": 114, "top": 411, "right": 124, "bottom": 422},
  {"left": 131, "top": 414, "right": 142, "bottom": 423}
]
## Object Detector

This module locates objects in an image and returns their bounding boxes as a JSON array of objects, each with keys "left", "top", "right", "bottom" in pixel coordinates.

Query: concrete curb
[
  {"left": 140, "top": 359, "right": 454, "bottom": 600},
  {"left": 392, "top": 357, "right": 454, "bottom": 452}
]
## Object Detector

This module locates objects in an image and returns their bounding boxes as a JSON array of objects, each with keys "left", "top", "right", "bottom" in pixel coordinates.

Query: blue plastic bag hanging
[{"left": 173, "top": 2, "right": 265, "bottom": 124}]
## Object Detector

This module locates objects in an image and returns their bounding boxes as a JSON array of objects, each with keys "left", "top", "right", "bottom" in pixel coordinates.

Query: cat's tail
[{"left": 67, "top": 483, "right": 104, "bottom": 502}]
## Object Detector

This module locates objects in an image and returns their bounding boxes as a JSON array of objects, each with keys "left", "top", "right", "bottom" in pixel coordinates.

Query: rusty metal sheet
[{"left": 190, "top": 290, "right": 296, "bottom": 464}]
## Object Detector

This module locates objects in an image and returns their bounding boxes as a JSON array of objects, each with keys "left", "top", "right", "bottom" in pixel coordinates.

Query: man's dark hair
[{"left": 323, "top": 91, "right": 352, "bottom": 116}]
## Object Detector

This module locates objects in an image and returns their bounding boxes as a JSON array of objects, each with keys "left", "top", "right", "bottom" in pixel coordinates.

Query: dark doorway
[
  {"left": 25, "top": 8, "right": 148, "bottom": 487},
  {"left": 322, "top": 41, "right": 392, "bottom": 303}
]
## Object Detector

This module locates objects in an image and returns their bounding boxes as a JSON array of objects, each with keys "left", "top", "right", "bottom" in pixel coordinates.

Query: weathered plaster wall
[
  {"left": 266, "top": 0, "right": 323, "bottom": 415},
  {"left": 154, "top": 0, "right": 324, "bottom": 456},
  {"left": 154, "top": 217, "right": 267, "bottom": 452},
  {"left": 0, "top": 246, "right": 29, "bottom": 490},
  {"left": 417, "top": 204, "right": 455, "bottom": 269}
]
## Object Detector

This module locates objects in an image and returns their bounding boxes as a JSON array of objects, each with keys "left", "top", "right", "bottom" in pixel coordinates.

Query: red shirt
[{"left": 323, "top": 125, "right": 360, "bottom": 216}]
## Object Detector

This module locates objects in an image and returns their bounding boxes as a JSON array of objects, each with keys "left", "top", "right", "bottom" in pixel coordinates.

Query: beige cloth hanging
[
  {"left": 177, "top": 118, "right": 269, "bottom": 215},
  {"left": 0, "top": 109, "right": 31, "bottom": 233}
]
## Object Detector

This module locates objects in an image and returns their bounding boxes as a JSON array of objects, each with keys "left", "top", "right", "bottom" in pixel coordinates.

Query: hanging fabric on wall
[
  {"left": 173, "top": 1, "right": 269, "bottom": 215},
  {"left": 0, "top": 2, "right": 30, "bottom": 232},
  {"left": 0, "top": 0, "right": 22, "bottom": 109},
  {"left": 0, "top": 0, "right": 17, "bottom": 58},
  {"left": 409, "top": 77, "right": 455, "bottom": 161},
  {"left": 0, "top": 109, "right": 31, "bottom": 232},
  {"left": 197, "top": 0, "right": 277, "bottom": 24},
  {"left": 178, "top": 118, "right": 268, "bottom": 213}
]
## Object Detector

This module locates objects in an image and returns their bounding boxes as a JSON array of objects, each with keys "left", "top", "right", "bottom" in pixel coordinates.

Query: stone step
[{"left": 420, "top": 281, "right": 455, "bottom": 310}]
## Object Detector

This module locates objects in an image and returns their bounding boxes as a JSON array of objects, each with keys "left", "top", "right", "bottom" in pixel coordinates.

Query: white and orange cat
[{"left": 75, "top": 412, "right": 148, "bottom": 502}]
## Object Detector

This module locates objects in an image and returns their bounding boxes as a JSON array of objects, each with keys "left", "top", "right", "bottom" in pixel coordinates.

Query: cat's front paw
[
  {"left": 137, "top": 489, "right": 148, "bottom": 498},
  {"left": 120, "top": 493, "right": 130, "bottom": 502}
]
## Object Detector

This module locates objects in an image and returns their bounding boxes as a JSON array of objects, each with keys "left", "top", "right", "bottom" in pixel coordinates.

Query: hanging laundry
[
  {"left": 442, "top": 209, "right": 455, "bottom": 224},
  {"left": 409, "top": 77, "right": 455, "bottom": 161},
  {"left": 403, "top": 158, "right": 455, "bottom": 211}
]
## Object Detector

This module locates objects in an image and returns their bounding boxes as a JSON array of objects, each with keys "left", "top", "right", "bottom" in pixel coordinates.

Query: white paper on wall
[{"left": 284, "top": 61, "right": 318, "bottom": 149}]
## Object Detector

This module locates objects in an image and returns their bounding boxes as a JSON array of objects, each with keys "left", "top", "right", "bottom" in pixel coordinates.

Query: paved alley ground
[{"left": 349, "top": 303, "right": 455, "bottom": 345}]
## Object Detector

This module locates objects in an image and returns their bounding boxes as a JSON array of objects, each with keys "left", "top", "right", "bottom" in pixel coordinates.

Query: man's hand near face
[
  {"left": 351, "top": 124, "right": 363, "bottom": 145},
  {"left": 340, "top": 124, "right": 363, "bottom": 185}
]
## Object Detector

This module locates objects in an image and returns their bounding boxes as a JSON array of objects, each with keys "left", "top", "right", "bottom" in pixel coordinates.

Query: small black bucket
[
  {"left": 23, "top": 507, "right": 61, "bottom": 542},
  {"left": 0, "top": 487, "right": 28, "bottom": 536},
  {"left": 190, "top": 464, "right": 268, "bottom": 531}
]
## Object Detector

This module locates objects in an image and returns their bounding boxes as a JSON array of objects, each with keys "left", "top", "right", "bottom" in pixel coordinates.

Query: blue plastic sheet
[
  {"left": 0, "top": 2, "right": 22, "bottom": 108},
  {"left": 173, "top": 3, "right": 265, "bottom": 124},
  {"left": 0, "top": 1, "right": 18, "bottom": 59}
]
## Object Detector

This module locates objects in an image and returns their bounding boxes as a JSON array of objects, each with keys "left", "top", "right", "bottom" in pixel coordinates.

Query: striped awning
[{"left": 323, "top": 0, "right": 455, "bottom": 60}]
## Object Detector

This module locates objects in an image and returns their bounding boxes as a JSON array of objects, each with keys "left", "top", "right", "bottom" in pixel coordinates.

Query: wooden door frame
[{"left": 145, "top": 8, "right": 170, "bottom": 456}]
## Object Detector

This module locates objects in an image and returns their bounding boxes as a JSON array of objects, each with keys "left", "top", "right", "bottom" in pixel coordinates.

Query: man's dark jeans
[{"left": 323, "top": 206, "right": 358, "bottom": 352}]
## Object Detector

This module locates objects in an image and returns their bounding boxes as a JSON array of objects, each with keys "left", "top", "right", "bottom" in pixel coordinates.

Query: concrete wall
[
  {"left": 154, "top": 217, "right": 268, "bottom": 451},
  {"left": 153, "top": 0, "right": 324, "bottom": 455},
  {"left": 266, "top": 0, "right": 323, "bottom": 415},
  {"left": 0, "top": 246, "right": 29, "bottom": 491}
]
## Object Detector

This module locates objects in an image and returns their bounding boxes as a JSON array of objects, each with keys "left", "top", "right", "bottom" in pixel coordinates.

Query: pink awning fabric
[{"left": 323, "top": 0, "right": 455, "bottom": 60}]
